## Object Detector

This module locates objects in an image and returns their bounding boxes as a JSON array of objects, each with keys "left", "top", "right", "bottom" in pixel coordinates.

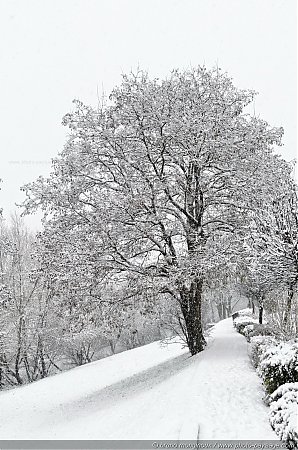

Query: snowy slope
[{"left": 0, "top": 319, "right": 277, "bottom": 440}]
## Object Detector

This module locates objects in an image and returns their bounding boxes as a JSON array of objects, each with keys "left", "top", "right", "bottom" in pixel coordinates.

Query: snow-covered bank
[{"left": 0, "top": 319, "right": 277, "bottom": 440}]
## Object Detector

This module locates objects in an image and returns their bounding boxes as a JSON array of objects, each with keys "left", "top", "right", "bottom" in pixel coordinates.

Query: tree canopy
[{"left": 22, "top": 67, "right": 294, "bottom": 355}]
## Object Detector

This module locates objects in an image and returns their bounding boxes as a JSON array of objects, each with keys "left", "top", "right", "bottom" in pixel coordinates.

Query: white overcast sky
[{"left": 0, "top": 0, "right": 297, "bottom": 229}]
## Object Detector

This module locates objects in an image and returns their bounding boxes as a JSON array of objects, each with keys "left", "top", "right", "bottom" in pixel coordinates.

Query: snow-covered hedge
[
  {"left": 233, "top": 310, "right": 298, "bottom": 447},
  {"left": 232, "top": 308, "right": 253, "bottom": 319},
  {"left": 233, "top": 315, "right": 258, "bottom": 334},
  {"left": 258, "top": 341, "right": 298, "bottom": 394},
  {"left": 269, "top": 382, "right": 298, "bottom": 448},
  {"left": 244, "top": 323, "right": 275, "bottom": 342},
  {"left": 250, "top": 336, "right": 278, "bottom": 368},
  {"left": 237, "top": 308, "right": 254, "bottom": 317}
]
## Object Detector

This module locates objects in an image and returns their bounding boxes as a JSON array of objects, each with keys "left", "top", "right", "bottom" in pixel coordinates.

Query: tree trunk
[
  {"left": 247, "top": 297, "right": 255, "bottom": 314},
  {"left": 216, "top": 302, "right": 224, "bottom": 320},
  {"left": 179, "top": 278, "right": 206, "bottom": 355},
  {"left": 283, "top": 284, "right": 294, "bottom": 326},
  {"left": 38, "top": 337, "right": 47, "bottom": 378},
  {"left": 210, "top": 300, "right": 216, "bottom": 323},
  {"left": 259, "top": 305, "right": 263, "bottom": 324},
  {"left": 226, "top": 296, "right": 232, "bottom": 317},
  {"left": 258, "top": 294, "right": 265, "bottom": 324},
  {"left": 181, "top": 161, "right": 206, "bottom": 355},
  {"left": 223, "top": 304, "right": 227, "bottom": 319}
]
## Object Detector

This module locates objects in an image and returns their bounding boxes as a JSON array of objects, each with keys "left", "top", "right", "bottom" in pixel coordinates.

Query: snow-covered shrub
[
  {"left": 269, "top": 382, "right": 298, "bottom": 448},
  {"left": 258, "top": 341, "right": 298, "bottom": 394},
  {"left": 232, "top": 308, "right": 253, "bottom": 321},
  {"left": 237, "top": 308, "right": 254, "bottom": 317},
  {"left": 243, "top": 324, "right": 255, "bottom": 338},
  {"left": 250, "top": 336, "right": 278, "bottom": 368},
  {"left": 245, "top": 323, "right": 275, "bottom": 342},
  {"left": 232, "top": 311, "right": 239, "bottom": 320},
  {"left": 233, "top": 315, "right": 258, "bottom": 334}
]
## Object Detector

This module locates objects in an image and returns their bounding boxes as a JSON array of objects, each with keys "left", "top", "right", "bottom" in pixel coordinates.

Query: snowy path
[{"left": 0, "top": 318, "right": 277, "bottom": 440}]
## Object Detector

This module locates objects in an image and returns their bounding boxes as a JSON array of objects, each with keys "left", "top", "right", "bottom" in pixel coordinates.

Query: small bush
[
  {"left": 232, "top": 312, "right": 239, "bottom": 321},
  {"left": 250, "top": 336, "right": 278, "bottom": 368},
  {"left": 245, "top": 323, "right": 275, "bottom": 342},
  {"left": 233, "top": 315, "right": 258, "bottom": 335},
  {"left": 258, "top": 341, "right": 298, "bottom": 394},
  {"left": 240, "top": 308, "right": 253, "bottom": 315},
  {"left": 232, "top": 308, "right": 253, "bottom": 321},
  {"left": 243, "top": 324, "right": 255, "bottom": 338},
  {"left": 237, "top": 308, "right": 254, "bottom": 317},
  {"left": 269, "top": 382, "right": 298, "bottom": 449}
]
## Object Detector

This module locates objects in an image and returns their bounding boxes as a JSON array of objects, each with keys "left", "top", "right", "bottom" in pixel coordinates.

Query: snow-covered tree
[
  {"left": 243, "top": 174, "right": 298, "bottom": 328},
  {"left": 22, "top": 67, "right": 289, "bottom": 355},
  {"left": 0, "top": 215, "right": 61, "bottom": 387}
]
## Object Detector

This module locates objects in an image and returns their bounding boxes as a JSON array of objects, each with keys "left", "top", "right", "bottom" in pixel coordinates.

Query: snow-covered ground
[{"left": 0, "top": 318, "right": 277, "bottom": 440}]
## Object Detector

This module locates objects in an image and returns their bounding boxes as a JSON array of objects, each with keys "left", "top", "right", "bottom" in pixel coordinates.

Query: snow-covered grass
[
  {"left": 269, "top": 382, "right": 298, "bottom": 447},
  {"left": 0, "top": 318, "right": 277, "bottom": 440}
]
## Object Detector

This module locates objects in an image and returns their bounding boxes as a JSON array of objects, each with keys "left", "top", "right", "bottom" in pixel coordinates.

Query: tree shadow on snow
[{"left": 60, "top": 351, "right": 194, "bottom": 416}]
